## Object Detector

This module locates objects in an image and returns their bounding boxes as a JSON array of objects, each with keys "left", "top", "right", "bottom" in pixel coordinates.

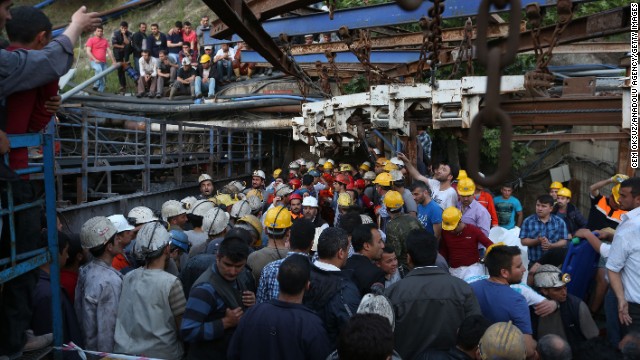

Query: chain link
[
  {"left": 467, "top": 0, "right": 521, "bottom": 188},
  {"left": 315, "top": 61, "right": 332, "bottom": 94},
  {"left": 338, "top": 26, "right": 398, "bottom": 86},
  {"left": 416, "top": 0, "right": 445, "bottom": 84},
  {"left": 326, "top": 0, "right": 337, "bottom": 20},
  {"left": 324, "top": 50, "right": 344, "bottom": 95},
  {"left": 449, "top": 17, "right": 475, "bottom": 79},
  {"left": 279, "top": 33, "right": 331, "bottom": 98}
]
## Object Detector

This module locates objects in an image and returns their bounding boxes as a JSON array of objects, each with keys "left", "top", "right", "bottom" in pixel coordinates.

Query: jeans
[
  {"left": 195, "top": 76, "right": 215, "bottom": 97},
  {"left": 605, "top": 288, "right": 622, "bottom": 346},
  {"left": 216, "top": 60, "right": 232, "bottom": 80},
  {"left": 168, "top": 53, "right": 179, "bottom": 64},
  {"left": 90, "top": 61, "right": 107, "bottom": 92}
]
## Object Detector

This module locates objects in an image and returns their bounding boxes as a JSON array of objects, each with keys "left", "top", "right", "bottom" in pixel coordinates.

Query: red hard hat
[
  {"left": 346, "top": 182, "right": 355, "bottom": 191},
  {"left": 355, "top": 179, "right": 365, "bottom": 190},
  {"left": 335, "top": 174, "right": 350, "bottom": 185},
  {"left": 289, "top": 193, "right": 303, "bottom": 201},
  {"left": 288, "top": 178, "right": 302, "bottom": 190}
]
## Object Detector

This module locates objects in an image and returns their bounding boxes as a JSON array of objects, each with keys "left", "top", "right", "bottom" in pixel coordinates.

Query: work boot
[{"left": 169, "top": 87, "right": 177, "bottom": 100}]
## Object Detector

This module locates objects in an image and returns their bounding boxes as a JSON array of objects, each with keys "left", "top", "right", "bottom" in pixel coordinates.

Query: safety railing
[
  {"left": 51, "top": 108, "right": 264, "bottom": 204},
  {"left": 0, "top": 122, "right": 62, "bottom": 353}
]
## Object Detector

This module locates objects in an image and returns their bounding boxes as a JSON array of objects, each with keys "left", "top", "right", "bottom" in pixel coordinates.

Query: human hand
[
  {"left": 541, "top": 237, "right": 551, "bottom": 251},
  {"left": 242, "top": 291, "right": 256, "bottom": 307},
  {"left": 619, "top": 298, "right": 633, "bottom": 326},
  {"left": 397, "top": 152, "right": 409, "bottom": 162},
  {"left": 529, "top": 262, "right": 541, "bottom": 274},
  {"left": 612, "top": 174, "right": 629, "bottom": 183},
  {"left": 222, "top": 307, "right": 243, "bottom": 328},
  {"left": 534, "top": 299, "right": 557, "bottom": 317},
  {"left": 44, "top": 95, "right": 62, "bottom": 114},
  {"left": 70, "top": 6, "right": 102, "bottom": 33}
]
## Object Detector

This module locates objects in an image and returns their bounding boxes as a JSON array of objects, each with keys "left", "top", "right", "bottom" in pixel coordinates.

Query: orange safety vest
[{"left": 595, "top": 196, "right": 626, "bottom": 224}]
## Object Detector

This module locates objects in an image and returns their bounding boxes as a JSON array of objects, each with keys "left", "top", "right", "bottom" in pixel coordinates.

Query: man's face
[
  {"left": 305, "top": 36, "right": 313, "bottom": 44},
  {"left": 205, "top": 48, "right": 213, "bottom": 56},
  {"left": 365, "top": 229, "right": 385, "bottom": 260},
  {"left": 139, "top": 23, "right": 147, "bottom": 32},
  {"left": 120, "top": 25, "right": 128, "bottom": 33},
  {"left": 202, "top": 61, "right": 210, "bottom": 69},
  {"left": 535, "top": 201, "right": 553, "bottom": 219},
  {"left": 506, "top": 255, "right": 525, "bottom": 284},
  {"left": 172, "top": 214, "right": 188, "bottom": 227},
  {"left": 184, "top": 24, "right": 192, "bottom": 33},
  {"left": 323, "top": 34, "right": 330, "bottom": 42},
  {"left": 201, "top": 17, "right": 209, "bottom": 26},
  {"left": 290, "top": 199, "right": 302, "bottom": 215},
  {"left": 182, "top": 45, "right": 190, "bottom": 53},
  {"left": 216, "top": 255, "right": 246, "bottom": 281},
  {"left": 0, "top": 1, "right": 12, "bottom": 31},
  {"left": 541, "top": 285, "right": 568, "bottom": 303},
  {"left": 434, "top": 164, "right": 451, "bottom": 182},
  {"left": 222, "top": 44, "right": 229, "bottom": 51},
  {"left": 549, "top": 188, "right": 559, "bottom": 200},
  {"left": 142, "top": 52, "right": 150, "bottom": 61},
  {"left": 374, "top": 164, "right": 383, "bottom": 174},
  {"left": 159, "top": 52, "right": 166, "bottom": 62},
  {"left": 252, "top": 176, "right": 263, "bottom": 189},
  {"left": 460, "top": 194, "right": 474, "bottom": 207},
  {"left": 412, "top": 188, "right": 426, "bottom": 204},
  {"left": 556, "top": 195, "right": 570, "bottom": 208},
  {"left": 501, "top": 187, "right": 512, "bottom": 199},
  {"left": 58, "top": 243, "right": 69, "bottom": 267},
  {"left": 618, "top": 186, "right": 639, "bottom": 211},
  {"left": 116, "top": 230, "right": 134, "bottom": 249},
  {"left": 200, "top": 180, "right": 214, "bottom": 197},
  {"left": 95, "top": 28, "right": 104, "bottom": 38},
  {"left": 303, "top": 206, "right": 317, "bottom": 220},
  {"left": 151, "top": 25, "right": 159, "bottom": 35},
  {"left": 376, "top": 251, "right": 398, "bottom": 276}
]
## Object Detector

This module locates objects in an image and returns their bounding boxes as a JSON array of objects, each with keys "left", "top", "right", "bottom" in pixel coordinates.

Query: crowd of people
[
  {"left": 85, "top": 16, "right": 259, "bottom": 99},
  {"left": 8, "top": 148, "right": 640, "bottom": 360}
]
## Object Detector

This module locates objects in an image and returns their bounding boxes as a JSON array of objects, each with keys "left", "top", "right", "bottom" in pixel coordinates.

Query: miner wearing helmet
[
  {"left": 551, "top": 187, "right": 587, "bottom": 238},
  {"left": 198, "top": 173, "right": 215, "bottom": 199},
  {"left": 247, "top": 206, "right": 293, "bottom": 282}
]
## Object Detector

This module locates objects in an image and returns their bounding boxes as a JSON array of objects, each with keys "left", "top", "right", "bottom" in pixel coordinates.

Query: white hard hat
[
  {"left": 107, "top": 214, "right": 135, "bottom": 233},
  {"left": 306, "top": 161, "right": 315, "bottom": 169},
  {"left": 360, "top": 214, "right": 374, "bottom": 224},
  {"left": 198, "top": 174, "right": 213, "bottom": 184},
  {"left": 296, "top": 158, "right": 307, "bottom": 166},
  {"left": 390, "top": 170, "right": 404, "bottom": 182},
  {"left": 127, "top": 206, "right": 158, "bottom": 225},
  {"left": 275, "top": 183, "right": 294, "bottom": 197},
  {"left": 228, "top": 180, "right": 246, "bottom": 193},
  {"left": 318, "top": 158, "right": 327, "bottom": 166},
  {"left": 202, "top": 208, "right": 230, "bottom": 236},
  {"left": 162, "top": 200, "right": 187, "bottom": 221},
  {"left": 289, "top": 161, "right": 300, "bottom": 169},
  {"left": 363, "top": 171, "right": 377, "bottom": 180},
  {"left": 252, "top": 170, "right": 266, "bottom": 179},
  {"left": 80, "top": 216, "right": 117, "bottom": 249},
  {"left": 135, "top": 222, "right": 170, "bottom": 257},
  {"left": 230, "top": 200, "right": 251, "bottom": 219},
  {"left": 326, "top": 159, "right": 335, "bottom": 165},
  {"left": 302, "top": 196, "right": 319, "bottom": 208},
  {"left": 180, "top": 196, "right": 198, "bottom": 211},
  {"left": 390, "top": 157, "right": 405, "bottom": 167},
  {"left": 190, "top": 199, "right": 215, "bottom": 217},
  {"left": 245, "top": 195, "right": 263, "bottom": 213},
  {"left": 373, "top": 148, "right": 381, "bottom": 155}
]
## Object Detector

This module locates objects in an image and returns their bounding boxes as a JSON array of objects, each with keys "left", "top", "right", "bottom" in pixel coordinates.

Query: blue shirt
[
  {"left": 256, "top": 252, "right": 309, "bottom": 304},
  {"left": 417, "top": 200, "right": 443, "bottom": 234},
  {"left": 470, "top": 279, "right": 532, "bottom": 334},
  {"left": 519, "top": 214, "right": 569, "bottom": 262},
  {"left": 493, "top": 196, "right": 522, "bottom": 230}
]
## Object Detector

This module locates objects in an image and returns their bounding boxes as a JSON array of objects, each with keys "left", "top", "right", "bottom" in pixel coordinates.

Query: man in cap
[
  {"left": 358, "top": 161, "right": 371, "bottom": 179},
  {"left": 114, "top": 222, "right": 187, "bottom": 359},
  {"left": 303, "top": 34, "right": 315, "bottom": 44},
  {"left": 202, "top": 207, "right": 231, "bottom": 255},
  {"left": 162, "top": 199, "right": 189, "bottom": 230},
  {"left": 477, "top": 322, "right": 527, "bottom": 360},
  {"left": 198, "top": 173, "right": 215, "bottom": 199},
  {"left": 384, "top": 190, "right": 423, "bottom": 268},
  {"left": 75, "top": 216, "right": 123, "bottom": 353},
  {"left": 288, "top": 193, "right": 304, "bottom": 220},
  {"left": 520, "top": 194, "right": 569, "bottom": 268},
  {"left": 411, "top": 181, "right": 442, "bottom": 241},
  {"left": 441, "top": 207, "right": 493, "bottom": 279},
  {"left": 256, "top": 219, "right": 315, "bottom": 304},
  {"left": 332, "top": 173, "right": 350, "bottom": 226},
  {"left": 248, "top": 206, "right": 293, "bottom": 282},
  {"left": 549, "top": 181, "right": 563, "bottom": 200},
  {"left": 457, "top": 177, "right": 491, "bottom": 237},
  {"left": 530, "top": 264, "right": 598, "bottom": 349},
  {"left": 195, "top": 53, "right": 215, "bottom": 98},
  {"left": 470, "top": 245, "right": 536, "bottom": 358},
  {"left": 170, "top": 56, "right": 197, "bottom": 99},
  {"left": 248, "top": 169, "right": 266, "bottom": 200},
  {"left": 390, "top": 170, "right": 417, "bottom": 217},
  {"left": 385, "top": 228, "right": 481, "bottom": 359},
  {"left": 181, "top": 236, "right": 255, "bottom": 360},
  {"left": 551, "top": 187, "right": 587, "bottom": 238},
  {"left": 108, "top": 214, "right": 136, "bottom": 272},
  {"left": 302, "top": 196, "right": 328, "bottom": 230}
]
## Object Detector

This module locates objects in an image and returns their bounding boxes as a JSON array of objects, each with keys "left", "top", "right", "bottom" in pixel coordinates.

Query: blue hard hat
[{"left": 169, "top": 229, "right": 190, "bottom": 253}]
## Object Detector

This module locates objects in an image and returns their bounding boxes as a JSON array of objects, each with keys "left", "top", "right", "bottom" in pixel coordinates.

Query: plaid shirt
[
  {"left": 520, "top": 214, "right": 569, "bottom": 262},
  {"left": 256, "top": 252, "right": 309, "bottom": 304}
]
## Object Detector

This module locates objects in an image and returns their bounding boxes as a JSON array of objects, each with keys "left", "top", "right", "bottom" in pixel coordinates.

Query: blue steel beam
[
  {"left": 206, "top": 0, "right": 595, "bottom": 43},
  {"left": 241, "top": 50, "right": 422, "bottom": 64}
]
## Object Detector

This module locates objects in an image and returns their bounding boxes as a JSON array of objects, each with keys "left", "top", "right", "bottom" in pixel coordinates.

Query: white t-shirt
[
  {"left": 606, "top": 207, "right": 640, "bottom": 303},
  {"left": 428, "top": 179, "right": 458, "bottom": 210},
  {"left": 215, "top": 48, "right": 236, "bottom": 61}
]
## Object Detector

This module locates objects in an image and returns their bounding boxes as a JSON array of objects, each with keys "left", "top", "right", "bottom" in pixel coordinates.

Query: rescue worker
[
  {"left": 384, "top": 190, "right": 423, "bottom": 268},
  {"left": 247, "top": 206, "right": 293, "bottom": 282},
  {"left": 198, "top": 173, "right": 215, "bottom": 199},
  {"left": 552, "top": 187, "right": 587, "bottom": 238},
  {"left": 549, "top": 181, "right": 563, "bottom": 201},
  {"left": 162, "top": 199, "right": 188, "bottom": 230}
]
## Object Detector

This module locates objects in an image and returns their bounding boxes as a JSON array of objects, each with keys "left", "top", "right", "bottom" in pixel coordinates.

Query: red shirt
[
  {"left": 85, "top": 36, "right": 109, "bottom": 63},
  {"left": 182, "top": 30, "right": 198, "bottom": 53},
  {"left": 441, "top": 223, "right": 493, "bottom": 268},
  {"left": 6, "top": 45, "right": 58, "bottom": 175},
  {"left": 475, "top": 191, "right": 499, "bottom": 226},
  {"left": 60, "top": 269, "right": 79, "bottom": 304}
]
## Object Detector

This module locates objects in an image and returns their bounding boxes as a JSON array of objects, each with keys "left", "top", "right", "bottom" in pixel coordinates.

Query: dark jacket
[
  {"left": 553, "top": 203, "right": 587, "bottom": 236},
  {"left": 385, "top": 266, "right": 481, "bottom": 360},
  {"left": 131, "top": 31, "right": 147, "bottom": 57},
  {"left": 111, "top": 30, "right": 132, "bottom": 61},
  {"left": 303, "top": 264, "right": 361, "bottom": 347},
  {"left": 344, "top": 254, "right": 386, "bottom": 296},
  {"left": 147, "top": 33, "right": 168, "bottom": 58},
  {"left": 531, "top": 293, "right": 587, "bottom": 352}
]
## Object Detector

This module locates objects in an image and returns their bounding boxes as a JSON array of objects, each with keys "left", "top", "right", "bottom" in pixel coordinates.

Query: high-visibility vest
[{"left": 595, "top": 196, "right": 626, "bottom": 224}]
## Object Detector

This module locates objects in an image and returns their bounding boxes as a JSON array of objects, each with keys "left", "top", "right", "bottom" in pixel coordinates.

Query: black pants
[
  {"left": 627, "top": 302, "right": 640, "bottom": 334},
  {"left": 0, "top": 181, "right": 42, "bottom": 355}
]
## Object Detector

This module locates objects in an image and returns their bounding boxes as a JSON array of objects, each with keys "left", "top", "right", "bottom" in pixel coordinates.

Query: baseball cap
[
  {"left": 181, "top": 57, "right": 191, "bottom": 65},
  {"left": 533, "top": 264, "right": 571, "bottom": 288}
]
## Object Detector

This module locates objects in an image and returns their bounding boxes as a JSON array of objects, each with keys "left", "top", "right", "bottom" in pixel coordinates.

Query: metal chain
[
  {"left": 326, "top": 0, "right": 337, "bottom": 20},
  {"left": 338, "top": 26, "right": 398, "bottom": 86},
  {"left": 416, "top": 0, "right": 445, "bottom": 83},
  {"left": 315, "top": 61, "right": 332, "bottom": 94},
  {"left": 279, "top": 33, "right": 331, "bottom": 98},
  {"left": 324, "top": 50, "right": 344, "bottom": 95},
  {"left": 467, "top": 0, "right": 521, "bottom": 188},
  {"left": 448, "top": 17, "right": 474, "bottom": 79}
]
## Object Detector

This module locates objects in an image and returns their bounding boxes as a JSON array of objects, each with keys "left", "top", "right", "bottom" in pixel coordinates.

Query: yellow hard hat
[
  {"left": 340, "top": 164, "right": 353, "bottom": 172},
  {"left": 215, "top": 193, "right": 237, "bottom": 207},
  {"left": 550, "top": 181, "right": 563, "bottom": 190},
  {"left": 264, "top": 206, "right": 293, "bottom": 233},
  {"left": 442, "top": 207, "right": 462, "bottom": 231},
  {"left": 457, "top": 177, "right": 476, "bottom": 196},
  {"left": 383, "top": 190, "right": 404, "bottom": 211},
  {"left": 557, "top": 187, "right": 572, "bottom": 198},
  {"left": 246, "top": 188, "right": 264, "bottom": 201},
  {"left": 337, "top": 193, "right": 353, "bottom": 208},
  {"left": 238, "top": 214, "right": 263, "bottom": 239},
  {"left": 273, "top": 168, "right": 282, "bottom": 178},
  {"left": 612, "top": 183, "right": 621, "bottom": 204},
  {"left": 323, "top": 162, "right": 334, "bottom": 170},
  {"left": 199, "top": 54, "right": 211, "bottom": 63},
  {"left": 373, "top": 172, "right": 393, "bottom": 187},
  {"left": 383, "top": 162, "right": 399, "bottom": 172},
  {"left": 359, "top": 162, "right": 371, "bottom": 171},
  {"left": 376, "top": 158, "right": 388, "bottom": 166},
  {"left": 457, "top": 169, "right": 468, "bottom": 180}
]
